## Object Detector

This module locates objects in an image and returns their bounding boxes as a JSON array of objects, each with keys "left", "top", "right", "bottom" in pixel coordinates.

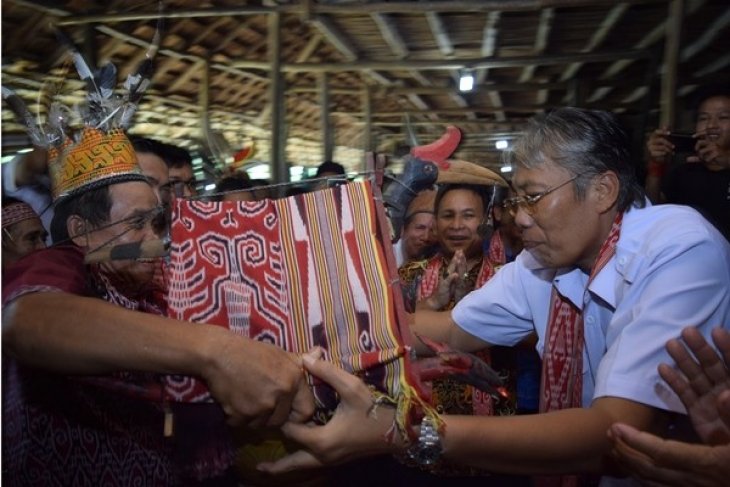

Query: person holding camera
[{"left": 645, "top": 88, "right": 730, "bottom": 241}]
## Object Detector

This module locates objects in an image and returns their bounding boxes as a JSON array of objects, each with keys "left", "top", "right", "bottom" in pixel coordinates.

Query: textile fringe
[{"left": 372, "top": 382, "right": 442, "bottom": 446}]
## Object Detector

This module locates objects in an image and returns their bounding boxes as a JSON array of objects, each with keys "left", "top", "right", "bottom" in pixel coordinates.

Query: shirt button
[{"left": 586, "top": 316, "right": 595, "bottom": 324}]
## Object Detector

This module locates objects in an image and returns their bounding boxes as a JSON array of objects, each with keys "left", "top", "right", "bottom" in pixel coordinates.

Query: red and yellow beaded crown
[{"left": 48, "top": 127, "right": 145, "bottom": 201}]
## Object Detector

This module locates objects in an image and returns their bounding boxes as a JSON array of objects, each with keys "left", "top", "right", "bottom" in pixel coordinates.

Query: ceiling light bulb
[{"left": 459, "top": 70, "right": 475, "bottom": 92}]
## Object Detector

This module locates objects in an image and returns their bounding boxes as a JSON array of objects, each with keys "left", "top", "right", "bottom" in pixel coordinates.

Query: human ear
[
  {"left": 67, "top": 215, "right": 90, "bottom": 248},
  {"left": 591, "top": 171, "right": 620, "bottom": 213}
]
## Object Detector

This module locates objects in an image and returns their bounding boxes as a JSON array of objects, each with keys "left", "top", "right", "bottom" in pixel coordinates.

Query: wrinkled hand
[
  {"left": 609, "top": 422, "right": 730, "bottom": 487},
  {"left": 660, "top": 327, "right": 730, "bottom": 444},
  {"left": 687, "top": 132, "right": 730, "bottom": 168},
  {"left": 201, "top": 329, "right": 315, "bottom": 428},
  {"left": 647, "top": 127, "right": 674, "bottom": 160},
  {"left": 257, "top": 353, "right": 399, "bottom": 474}
]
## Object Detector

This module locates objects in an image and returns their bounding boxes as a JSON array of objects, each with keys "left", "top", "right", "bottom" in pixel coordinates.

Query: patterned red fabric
[
  {"left": 535, "top": 213, "right": 622, "bottom": 487},
  {"left": 2, "top": 245, "right": 181, "bottom": 485},
  {"left": 166, "top": 181, "right": 414, "bottom": 418},
  {"left": 540, "top": 213, "right": 623, "bottom": 413}
]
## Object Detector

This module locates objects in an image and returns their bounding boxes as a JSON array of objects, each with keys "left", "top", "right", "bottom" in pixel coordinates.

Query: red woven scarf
[
  {"left": 539, "top": 212, "right": 623, "bottom": 413},
  {"left": 535, "top": 213, "right": 622, "bottom": 487}
]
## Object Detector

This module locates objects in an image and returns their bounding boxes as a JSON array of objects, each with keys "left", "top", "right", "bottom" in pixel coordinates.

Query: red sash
[{"left": 536, "top": 213, "right": 622, "bottom": 487}]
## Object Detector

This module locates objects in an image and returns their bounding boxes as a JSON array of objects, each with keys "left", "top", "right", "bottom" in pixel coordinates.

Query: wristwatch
[{"left": 407, "top": 415, "right": 442, "bottom": 466}]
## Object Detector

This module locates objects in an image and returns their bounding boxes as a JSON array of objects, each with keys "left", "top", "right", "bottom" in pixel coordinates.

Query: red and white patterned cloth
[{"left": 166, "top": 181, "right": 417, "bottom": 419}]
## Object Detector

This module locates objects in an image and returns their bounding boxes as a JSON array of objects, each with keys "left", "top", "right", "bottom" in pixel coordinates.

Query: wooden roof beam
[
  {"left": 426, "top": 12, "right": 454, "bottom": 58},
  {"left": 425, "top": 12, "right": 472, "bottom": 118},
  {"left": 230, "top": 49, "right": 649, "bottom": 71},
  {"left": 406, "top": 71, "right": 437, "bottom": 116},
  {"left": 134, "top": 18, "right": 190, "bottom": 80},
  {"left": 588, "top": 0, "right": 705, "bottom": 102},
  {"left": 308, "top": 15, "right": 358, "bottom": 61},
  {"left": 680, "top": 8, "right": 730, "bottom": 61},
  {"left": 51, "top": 1, "right": 666, "bottom": 25},
  {"left": 560, "top": 3, "right": 629, "bottom": 82},
  {"left": 333, "top": 102, "right": 642, "bottom": 117},
  {"left": 476, "top": 12, "right": 504, "bottom": 120},
  {"left": 288, "top": 81, "right": 569, "bottom": 94},
  {"left": 475, "top": 11, "right": 500, "bottom": 85},
  {"left": 518, "top": 8, "right": 554, "bottom": 83},
  {"left": 94, "top": 25, "right": 267, "bottom": 82},
  {"left": 371, "top": 13, "right": 409, "bottom": 59},
  {"left": 694, "top": 52, "right": 730, "bottom": 78}
]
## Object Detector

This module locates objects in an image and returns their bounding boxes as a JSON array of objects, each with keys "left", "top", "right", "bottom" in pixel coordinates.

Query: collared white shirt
[{"left": 452, "top": 203, "right": 730, "bottom": 412}]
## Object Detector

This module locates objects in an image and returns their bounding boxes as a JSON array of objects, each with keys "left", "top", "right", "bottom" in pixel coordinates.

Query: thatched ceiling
[{"left": 2, "top": 0, "right": 729, "bottom": 178}]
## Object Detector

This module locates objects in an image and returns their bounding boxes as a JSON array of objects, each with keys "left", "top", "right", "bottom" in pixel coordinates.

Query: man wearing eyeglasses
[
  {"left": 163, "top": 144, "right": 199, "bottom": 198},
  {"left": 257, "top": 108, "right": 730, "bottom": 486},
  {"left": 3, "top": 129, "right": 313, "bottom": 485}
]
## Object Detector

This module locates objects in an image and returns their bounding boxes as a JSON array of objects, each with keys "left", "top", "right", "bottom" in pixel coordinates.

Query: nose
[
  {"left": 512, "top": 205, "right": 534, "bottom": 229},
  {"left": 450, "top": 215, "right": 466, "bottom": 229},
  {"left": 701, "top": 115, "right": 717, "bottom": 129},
  {"left": 33, "top": 238, "right": 47, "bottom": 250}
]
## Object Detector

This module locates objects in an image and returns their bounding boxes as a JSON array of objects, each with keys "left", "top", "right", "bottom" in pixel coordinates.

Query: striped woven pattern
[{"left": 166, "top": 181, "right": 410, "bottom": 418}]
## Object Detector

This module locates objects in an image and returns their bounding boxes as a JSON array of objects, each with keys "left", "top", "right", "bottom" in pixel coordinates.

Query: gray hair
[{"left": 511, "top": 107, "right": 645, "bottom": 212}]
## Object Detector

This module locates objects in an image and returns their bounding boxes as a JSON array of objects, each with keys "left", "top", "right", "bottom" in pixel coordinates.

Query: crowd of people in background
[{"left": 1, "top": 80, "right": 729, "bottom": 487}]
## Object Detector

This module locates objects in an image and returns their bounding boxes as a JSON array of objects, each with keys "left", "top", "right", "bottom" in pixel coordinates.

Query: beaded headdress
[
  {"left": 2, "top": 23, "right": 161, "bottom": 203},
  {"left": 2, "top": 202, "right": 40, "bottom": 230}
]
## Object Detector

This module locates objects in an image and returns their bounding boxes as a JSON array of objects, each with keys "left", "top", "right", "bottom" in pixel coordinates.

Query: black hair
[
  {"left": 163, "top": 144, "right": 193, "bottom": 169},
  {"left": 315, "top": 161, "right": 345, "bottom": 177},
  {"left": 129, "top": 136, "right": 169, "bottom": 160},
  {"left": 692, "top": 85, "right": 730, "bottom": 112},
  {"left": 51, "top": 185, "right": 112, "bottom": 244},
  {"left": 216, "top": 174, "right": 254, "bottom": 193},
  {"left": 434, "top": 183, "right": 492, "bottom": 215}
]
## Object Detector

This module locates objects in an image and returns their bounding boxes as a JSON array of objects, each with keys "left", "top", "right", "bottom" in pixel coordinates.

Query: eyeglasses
[
  {"left": 502, "top": 173, "right": 584, "bottom": 217},
  {"left": 161, "top": 179, "right": 197, "bottom": 197}
]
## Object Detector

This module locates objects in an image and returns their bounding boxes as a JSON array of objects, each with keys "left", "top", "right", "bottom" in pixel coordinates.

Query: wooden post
[
  {"left": 362, "top": 86, "right": 373, "bottom": 166},
  {"left": 660, "top": 0, "right": 683, "bottom": 128},
  {"left": 319, "top": 72, "right": 333, "bottom": 162},
  {"left": 268, "top": 11, "right": 288, "bottom": 191}
]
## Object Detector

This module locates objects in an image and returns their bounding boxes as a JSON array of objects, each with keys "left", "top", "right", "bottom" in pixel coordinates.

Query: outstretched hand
[
  {"left": 257, "top": 353, "right": 401, "bottom": 474},
  {"left": 609, "top": 422, "right": 730, "bottom": 487},
  {"left": 660, "top": 327, "right": 730, "bottom": 444},
  {"left": 609, "top": 327, "right": 730, "bottom": 487}
]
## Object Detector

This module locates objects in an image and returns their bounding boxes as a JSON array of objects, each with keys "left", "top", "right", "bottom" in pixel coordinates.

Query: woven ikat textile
[{"left": 166, "top": 181, "right": 411, "bottom": 416}]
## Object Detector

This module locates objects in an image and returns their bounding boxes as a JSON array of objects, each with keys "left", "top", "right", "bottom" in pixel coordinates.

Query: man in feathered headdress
[{"left": 2, "top": 34, "right": 313, "bottom": 486}]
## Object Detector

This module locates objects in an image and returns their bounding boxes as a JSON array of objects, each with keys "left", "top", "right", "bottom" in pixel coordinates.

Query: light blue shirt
[{"left": 452, "top": 203, "right": 730, "bottom": 412}]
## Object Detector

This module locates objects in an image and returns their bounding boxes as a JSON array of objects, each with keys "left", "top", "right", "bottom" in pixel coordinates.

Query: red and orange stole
[{"left": 166, "top": 181, "right": 419, "bottom": 421}]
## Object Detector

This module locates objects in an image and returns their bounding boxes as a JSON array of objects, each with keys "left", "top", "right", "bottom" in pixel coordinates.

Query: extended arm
[
  {"left": 410, "top": 309, "right": 491, "bottom": 355},
  {"left": 260, "top": 356, "right": 662, "bottom": 475},
  {"left": 3, "top": 292, "right": 314, "bottom": 427}
]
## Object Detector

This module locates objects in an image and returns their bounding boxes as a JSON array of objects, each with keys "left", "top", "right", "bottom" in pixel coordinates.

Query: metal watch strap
[{"left": 407, "top": 415, "right": 442, "bottom": 466}]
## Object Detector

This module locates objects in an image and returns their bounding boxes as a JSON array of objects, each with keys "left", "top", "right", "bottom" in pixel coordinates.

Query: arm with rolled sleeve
[{"left": 452, "top": 254, "right": 551, "bottom": 350}]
